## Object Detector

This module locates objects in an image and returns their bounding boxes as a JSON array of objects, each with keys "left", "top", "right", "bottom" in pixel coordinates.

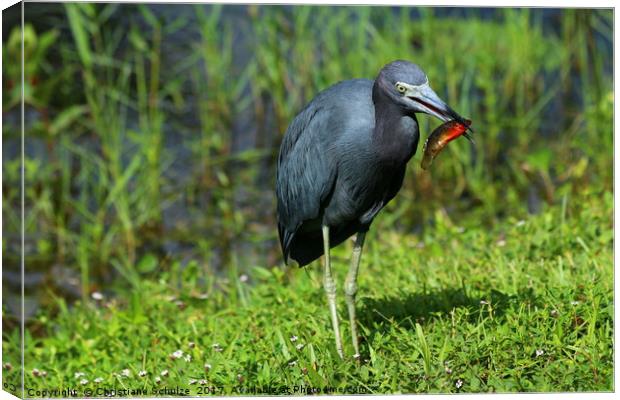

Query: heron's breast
[{"left": 323, "top": 159, "right": 405, "bottom": 227}]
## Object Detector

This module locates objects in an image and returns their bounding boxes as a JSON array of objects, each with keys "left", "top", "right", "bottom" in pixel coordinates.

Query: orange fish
[{"left": 421, "top": 119, "right": 472, "bottom": 170}]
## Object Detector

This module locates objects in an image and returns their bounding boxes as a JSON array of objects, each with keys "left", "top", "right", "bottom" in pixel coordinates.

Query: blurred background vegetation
[{"left": 2, "top": 5, "right": 613, "bottom": 333}]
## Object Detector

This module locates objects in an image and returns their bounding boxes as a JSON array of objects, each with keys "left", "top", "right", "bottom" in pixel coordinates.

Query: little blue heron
[{"left": 276, "top": 60, "right": 470, "bottom": 359}]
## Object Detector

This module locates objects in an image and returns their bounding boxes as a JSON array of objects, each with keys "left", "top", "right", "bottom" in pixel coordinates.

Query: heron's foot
[
  {"left": 324, "top": 277, "right": 344, "bottom": 359},
  {"left": 344, "top": 284, "right": 360, "bottom": 356}
]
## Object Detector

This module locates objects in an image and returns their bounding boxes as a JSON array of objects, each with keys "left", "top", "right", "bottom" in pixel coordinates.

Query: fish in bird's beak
[
  {"left": 398, "top": 81, "right": 474, "bottom": 141},
  {"left": 421, "top": 119, "right": 472, "bottom": 169}
]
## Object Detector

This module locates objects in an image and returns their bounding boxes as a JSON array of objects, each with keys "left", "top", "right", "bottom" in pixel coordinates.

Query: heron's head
[{"left": 375, "top": 60, "right": 471, "bottom": 129}]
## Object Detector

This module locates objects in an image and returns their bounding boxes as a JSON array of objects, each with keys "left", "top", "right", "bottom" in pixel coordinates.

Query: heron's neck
[
  {"left": 372, "top": 92, "right": 419, "bottom": 163},
  {"left": 373, "top": 95, "right": 419, "bottom": 147}
]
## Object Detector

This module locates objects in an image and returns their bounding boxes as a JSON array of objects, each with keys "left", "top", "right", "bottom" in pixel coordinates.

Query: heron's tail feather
[
  {"left": 279, "top": 226, "right": 322, "bottom": 267},
  {"left": 287, "top": 232, "right": 324, "bottom": 267},
  {"left": 282, "top": 223, "right": 363, "bottom": 268},
  {"left": 278, "top": 223, "right": 297, "bottom": 266}
]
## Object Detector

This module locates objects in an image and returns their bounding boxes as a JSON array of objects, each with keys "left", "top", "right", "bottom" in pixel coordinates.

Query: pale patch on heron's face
[
  {"left": 393, "top": 80, "right": 455, "bottom": 123},
  {"left": 394, "top": 76, "right": 429, "bottom": 94},
  {"left": 394, "top": 79, "right": 430, "bottom": 98},
  {"left": 393, "top": 80, "right": 473, "bottom": 137}
]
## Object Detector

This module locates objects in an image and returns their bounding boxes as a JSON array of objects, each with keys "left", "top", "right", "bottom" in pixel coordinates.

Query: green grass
[{"left": 5, "top": 188, "right": 612, "bottom": 395}]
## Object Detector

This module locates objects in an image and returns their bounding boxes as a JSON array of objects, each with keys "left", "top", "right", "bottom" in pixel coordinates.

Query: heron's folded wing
[{"left": 276, "top": 105, "right": 337, "bottom": 256}]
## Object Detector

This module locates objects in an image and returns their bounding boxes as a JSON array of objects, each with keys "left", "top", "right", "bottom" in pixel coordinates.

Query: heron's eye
[{"left": 395, "top": 83, "right": 406, "bottom": 94}]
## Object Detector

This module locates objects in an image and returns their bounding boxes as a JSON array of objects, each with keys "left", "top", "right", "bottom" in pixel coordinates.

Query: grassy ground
[{"left": 4, "top": 188, "right": 612, "bottom": 395}]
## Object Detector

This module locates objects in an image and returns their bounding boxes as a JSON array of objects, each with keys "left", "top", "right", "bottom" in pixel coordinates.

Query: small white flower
[
  {"left": 94, "top": 377, "right": 103, "bottom": 383},
  {"left": 91, "top": 292, "right": 104, "bottom": 301},
  {"left": 239, "top": 274, "right": 249, "bottom": 283},
  {"left": 204, "top": 363, "right": 212, "bottom": 372},
  {"left": 455, "top": 379, "right": 463, "bottom": 389},
  {"left": 184, "top": 354, "right": 192, "bottom": 362},
  {"left": 32, "top": 368, "right": 41, "bottom": 377},
  {"left": 80, "top": 379, "right": 89, "bottom": 385},
  {"left": 352, "top": 353, "right": 360, "bottom": 360},
  {"left": 171, "top": 350, "right": 183, "bottom": 359},
  {"left": 480, "top": 300, "right": 489, "bottom": 305},
  {"left": 138, "top": 370, "right": 147, "bottom": 377},
  {"left": 535, "top": 349, "right": 544, "bottom": 357},
  {"left": 199, "top": 379, "right": 208, "bottom": 385},
  {"left": 295, "top": 343, "right": 305, "bottom": 350},
  {"left": 160, "top": 370, "right": 169, "bottom": 377},
  {"left": 571, "top": 301, "right": 579, "bottom": 306},
  {"left": 40, "top": 370, "right": 48, "bottom": 377},
  {"left": 155, "top": 376, "right": 161, "bottom": 384},
  {"left": 445, "top": 366, "right": 453, "bottom": 375},
  {"left": 516, "top": 220, "right": 526, "bottom": 227},
  {"left": 74, "top": 372, "right": 85, "bottom": 379},
  {"left": 550, "top": 309, "right": 559, "bottom": 317},
  {"left": 496, "top": 239, "right": 506, "bottom": 247},
  {"left": 189, "top": 379, "right": 198, "bottom": 385},
  {"left": 188, "top": 342, "right": 195, "bottom": 349},
  {"left": 121, "top": 369, "right": 131, "bottom": 377},
  {"left": 288, "top": 360, "right": 297, "bottom": 367},
  {"left": 3, "top": 362, "right": 13, "bottom": 371},
  {"left": 290, "top": 335, "right": 298, "bottom": 342}
]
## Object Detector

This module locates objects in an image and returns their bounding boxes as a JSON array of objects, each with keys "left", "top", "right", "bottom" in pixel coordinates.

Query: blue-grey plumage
[
  {"left": 276, "top": 60, "right": 470, "bottom": 267},
  {"left": 276, "top": 60, "right": 472, "bottom": 358}
]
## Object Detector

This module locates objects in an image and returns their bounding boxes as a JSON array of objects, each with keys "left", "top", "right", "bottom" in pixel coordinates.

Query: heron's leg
[
  {"left": 322, "top": 225, "right": 344, "bottom": 359},
  {"left": 344, "top": 231, "right": 366, "bottom": 358}
]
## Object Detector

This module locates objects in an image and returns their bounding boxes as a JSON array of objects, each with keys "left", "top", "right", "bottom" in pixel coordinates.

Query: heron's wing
[{"left": 276, "top": 105, "right": 337, "bottom": 262}]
